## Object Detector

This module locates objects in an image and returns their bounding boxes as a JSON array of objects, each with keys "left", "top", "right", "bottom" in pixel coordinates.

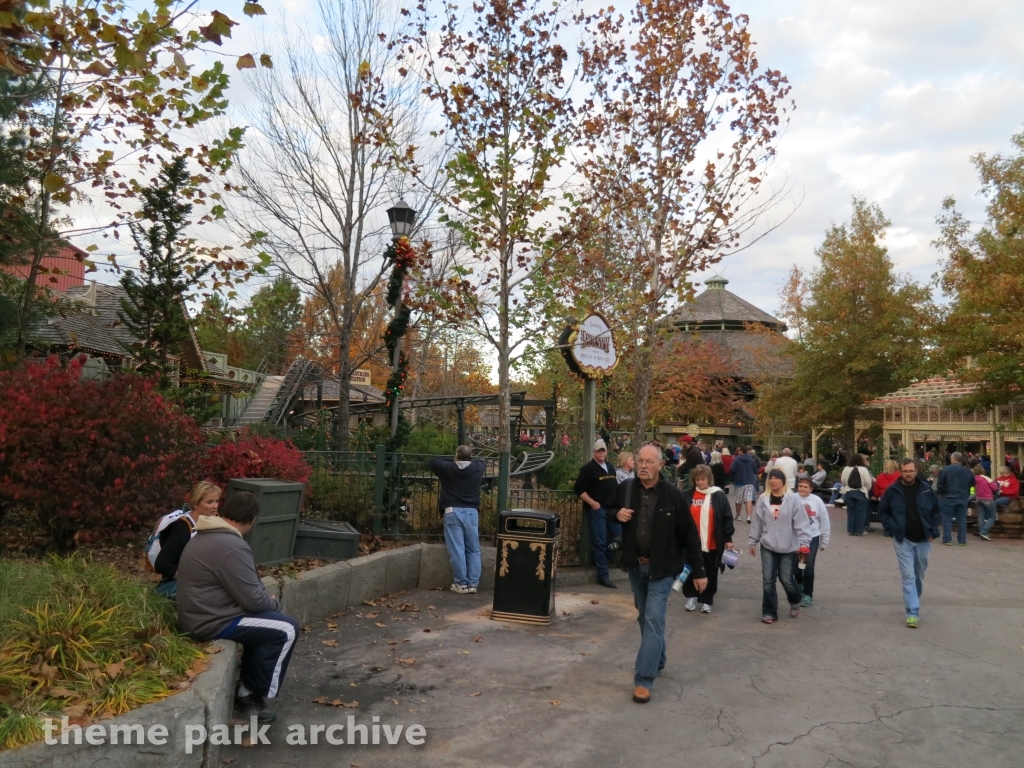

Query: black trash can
[{"left": 491, "top": 509, "right": 560, "bottom": 625}]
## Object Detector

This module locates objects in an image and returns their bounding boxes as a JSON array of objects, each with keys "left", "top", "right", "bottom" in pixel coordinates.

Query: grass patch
[{"left": 0, "top": 555, "right": 203, "bottom": 751}]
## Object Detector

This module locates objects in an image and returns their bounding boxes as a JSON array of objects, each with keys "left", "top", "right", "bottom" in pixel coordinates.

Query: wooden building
[{"left": 865, "top": 377, "right": 1024, "bottom": 463}]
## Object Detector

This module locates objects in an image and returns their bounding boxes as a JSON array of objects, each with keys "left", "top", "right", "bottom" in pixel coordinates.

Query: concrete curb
[{"left": 3, "top": 640, "right": 238, "bottom": 768}]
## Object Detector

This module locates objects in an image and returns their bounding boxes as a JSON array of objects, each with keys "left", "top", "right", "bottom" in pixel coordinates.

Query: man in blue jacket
[
  {"left": 730, "top": 446, "right": 759, "bottom": 523},
  {"left": 430, "top": 446, "right": 487, "bottom": 594},
  {"left": 878, "top": 459, "right": 940, "bottom": 628},
  {"left": 936, "top": 452, "right": 975, "bottom": 546}
]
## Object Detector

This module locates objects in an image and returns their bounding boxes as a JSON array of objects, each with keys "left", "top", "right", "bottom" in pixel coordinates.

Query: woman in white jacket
[
  {"left": 794, "top": 477, "right": 830, "bottom": 607},
  {"left": 749, "top": 469, "right": 813, "bottom": 624}
]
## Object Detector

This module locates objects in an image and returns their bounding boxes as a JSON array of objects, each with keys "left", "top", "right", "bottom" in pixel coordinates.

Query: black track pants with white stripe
[{"left": 218, "top": 611, "right": 300, "bottom": 698}]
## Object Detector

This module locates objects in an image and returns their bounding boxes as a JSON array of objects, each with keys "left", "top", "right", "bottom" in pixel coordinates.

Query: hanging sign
[{"left": 560, "top": 313, "right": 618, "bottom": 379}]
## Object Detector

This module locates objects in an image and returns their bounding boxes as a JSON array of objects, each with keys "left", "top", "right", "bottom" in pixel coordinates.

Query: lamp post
[{"left": 386, "top": 200, "right": 417, "bottom": 439}]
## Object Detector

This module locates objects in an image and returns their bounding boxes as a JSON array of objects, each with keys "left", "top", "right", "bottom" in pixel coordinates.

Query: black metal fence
[{"left": 301, "top": 450, "right": 582, "bottom": 566}]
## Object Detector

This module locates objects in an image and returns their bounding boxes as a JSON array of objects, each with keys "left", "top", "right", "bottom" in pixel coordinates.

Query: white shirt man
[{"left": 774, "top": 448, "right": 800, "bottom": 491}]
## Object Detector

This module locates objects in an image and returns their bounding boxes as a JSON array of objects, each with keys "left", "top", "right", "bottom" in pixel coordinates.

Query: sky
[
  {"left": 688, "top": 0, "right": 1024, "bottom": 317},
  {"left": 75, "top": 0, "right": 1024, "bottom": 325}
]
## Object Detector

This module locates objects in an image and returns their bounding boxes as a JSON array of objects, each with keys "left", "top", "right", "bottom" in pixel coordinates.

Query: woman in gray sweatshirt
[{"left": 749, "top": 469, "right": 813, "bottom": 623}]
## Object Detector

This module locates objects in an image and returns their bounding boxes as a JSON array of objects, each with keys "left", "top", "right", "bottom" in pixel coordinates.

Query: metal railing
[{"left": 301, "top": 449, "right": 583, "bottom": 566}]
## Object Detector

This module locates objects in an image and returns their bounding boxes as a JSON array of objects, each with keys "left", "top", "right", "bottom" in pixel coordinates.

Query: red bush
[
  {"left": 0, "top": 355, "right": 205, "bottom": 549},
  {"left": 201, "top": 429, "right": 311, "bottom": 490}
]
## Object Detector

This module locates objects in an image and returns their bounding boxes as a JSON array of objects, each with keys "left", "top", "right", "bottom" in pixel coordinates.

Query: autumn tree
[
  {"left": 229, "top": 0, "right": 440, "bottom": 449},
  {"left": 934, "top": 131, "right": 1024, "bottom": 414},
  {"left": 2, "top": 0, "right": 271, "bottom": 355},
  {"left": 396, "top": 0, "right": 578, "bottom": 479},
  {"left": 576, "top": 0, "right": 792, "bottom": 448},
  {"left": 765, "top": 197, "right": 934, "bottom": 448}
]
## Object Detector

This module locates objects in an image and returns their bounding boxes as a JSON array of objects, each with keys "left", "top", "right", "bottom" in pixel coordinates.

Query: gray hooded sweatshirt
[
  {"left": 749, "top": 490, "right": 813, "bottom": 553},
  {"left": 176, "top": 516, "right": 279, "bottom": 641}
]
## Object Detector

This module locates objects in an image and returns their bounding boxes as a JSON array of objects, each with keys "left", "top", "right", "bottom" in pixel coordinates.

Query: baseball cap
[
  {"left": 593, "top": 439, "right": 607, "bottom": 451},
  {"left": 681, "top": 434, "right": 693, "bottom": 443}
]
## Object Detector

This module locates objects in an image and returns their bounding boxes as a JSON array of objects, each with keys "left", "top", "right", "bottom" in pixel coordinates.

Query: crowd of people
[{"left": 575, "top": 435, "right": 1022, "bottom": 703}]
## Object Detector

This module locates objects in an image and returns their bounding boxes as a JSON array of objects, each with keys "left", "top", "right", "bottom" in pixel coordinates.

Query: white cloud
[{"left": 690, "top": 0, "right": 1024, "bottom": 316}]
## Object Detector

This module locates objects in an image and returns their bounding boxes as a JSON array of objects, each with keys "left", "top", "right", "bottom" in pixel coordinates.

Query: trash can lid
[{"left": 499, "top": 508, "right": 558, "bottom": 521}]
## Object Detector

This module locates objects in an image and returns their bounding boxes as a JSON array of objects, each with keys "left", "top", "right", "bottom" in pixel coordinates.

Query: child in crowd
[{"left": 795, "top": 477, "right": 830, "bottom": 606}]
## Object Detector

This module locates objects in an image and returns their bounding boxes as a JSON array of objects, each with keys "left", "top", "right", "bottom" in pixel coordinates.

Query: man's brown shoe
[{"left": 632, "top": 686, "right": 651, "bottom": 703}]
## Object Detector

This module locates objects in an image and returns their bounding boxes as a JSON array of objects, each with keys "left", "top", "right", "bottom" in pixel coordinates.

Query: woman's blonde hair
[
  {"left": 998, "top": 465, "right": 1011, "bottom": 476},
  {"left": 617, "top": 451, "right": 634, "bottom": 469},
  {"left": 710, "top": 451, "right": 722, "bottom": 465},
  {"left": 190, "top": 481, "right": 222, "bottom": 509},
  {"left": 883, "top": 459, "right": 898, "bottom": 474}
]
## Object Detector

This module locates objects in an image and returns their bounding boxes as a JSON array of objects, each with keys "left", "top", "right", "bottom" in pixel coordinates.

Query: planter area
[{"left": 3, "top": 542, "right": 611, "bottom": 766}]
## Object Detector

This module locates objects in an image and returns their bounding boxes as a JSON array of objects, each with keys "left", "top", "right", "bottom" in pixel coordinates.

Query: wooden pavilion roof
[{"left": 864, "top": 377, "right": 980, "bottom": 407}]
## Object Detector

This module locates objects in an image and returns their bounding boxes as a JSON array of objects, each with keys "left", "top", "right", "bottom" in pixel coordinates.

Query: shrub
[
  {"left": 540, "top": 452, "right": 580, "bottom": 491},
  {"left": 0, "top": 556, "right": 203, "bottom": 750},
  {"left": 403, "top": 425, "right": 457, "bottom": 456},
  {"left": 0, "top": 356, "right": 204, "bottom": 550},
  {"left": 201, "top": 428, "right": 312, "bottom": 489}
]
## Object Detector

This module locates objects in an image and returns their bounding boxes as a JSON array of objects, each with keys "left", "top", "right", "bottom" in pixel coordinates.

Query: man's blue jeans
[
  {"left": 977, "top": 499, "right": 997, "bottom": 536},
  {"left": 444, "top": 507, "right": 482, "bottom": 587},
  {"left": 940, "top": 497, "right": 968, "bottom": 544},
  {"left": 587, "top": 506, "right": 622, "bottom": 581},
  {"left": 627, "top": 563, "right": 671, "bottom": 689},
  {"left": 844, "top": 490, "right": 868, "bottom": 535},
  {"left": 828, "top": 482, "right": 843, "bottom": 504},
  {"left": 760, "top": 548, "right": 802, "bottom": 620},
  {"left": 892, "top": 537, "right": 930, "bottom": 617}
]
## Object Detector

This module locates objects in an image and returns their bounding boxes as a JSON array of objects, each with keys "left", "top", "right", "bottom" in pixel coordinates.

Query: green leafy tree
[
  {"left": 397, "top": 0, "right": 578, "bottom": 461},
  {"left": 764, "top": 197, "right": 935, "bottom": 448},
  {"left": 2, "top": 0, "right": 271, "bottom": 355},
  {"left": 235, "top": 276, "right": 302, "bottom": 372},
  {"left": 118, "top": 156, "right": 213, "bottom": 383},
  {"left": 935, "top": 131, "right": 1024, "bottom": 413}
]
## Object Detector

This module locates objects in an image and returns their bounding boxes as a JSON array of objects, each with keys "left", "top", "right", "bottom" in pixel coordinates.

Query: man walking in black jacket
[
  {"left": 611, "top": 445, "right": 706, "bottom": 703},
  {"left": 430, "top": 446, "right": 487, "bottom": 594},
  {"left": 878, "top": 459, "right": 940, "bottom": 628},
  {"left": 573, "top": 439, "right": 620, "bottom": 588}
]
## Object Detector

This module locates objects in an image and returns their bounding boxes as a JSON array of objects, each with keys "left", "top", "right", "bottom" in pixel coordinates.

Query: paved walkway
[{"left": 226, "top": 511, "right": 1023, "bottom": 768}]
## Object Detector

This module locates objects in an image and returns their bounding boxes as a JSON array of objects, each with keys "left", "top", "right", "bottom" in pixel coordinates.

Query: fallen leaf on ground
[
  {"left": 48, "top": 687, "right": 77, "bottom": 698},
  {"left": 221, "top": 759, "right": 235, "bottom": 765},
  {"left": 549, "top": 700, "right": 561, "bottom": 706},
  {"left": 474, "top": 636, "right": 482, "bottom": 642},
  {"left": 591, "top": 599, "right": 599, "bottom": 605},
  {"left": 427, "top": 605, "right": 436, "bottom": 610},
  {"left": 206, "top": 645, "right": 224, "bottom": 654},
  {"left": 387, "top": 640, "right": 398, "bottom": 645},
  {"left": 327, "top": 622, "right": 338, "bottom": 631},
  {"left": 469, "top": 692, "right": 481, "bottom": 697},
  {"left": 375, "top": 622, "right": 387, "bottom": 628},
  {"left": 423, "top": 628, "right": 431, "bottom": 633},
  {"left": 184, "top": 659, "right": 208, "bottom": 680},
  {"left": 397, "top": 657, "right": 415, "bottom": 666},
  {"left": 322, "top": 639, "right": 338, "bottom": 647}
]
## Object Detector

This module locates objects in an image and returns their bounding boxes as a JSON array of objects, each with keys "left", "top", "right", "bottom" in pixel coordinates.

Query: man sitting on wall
[{"left": 177, "top": 490, "right": 300, "bottom": 724}]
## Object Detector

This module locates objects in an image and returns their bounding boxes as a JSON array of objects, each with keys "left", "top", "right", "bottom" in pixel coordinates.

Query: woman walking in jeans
[
  {"left": 841, "top": 455, "right": 872, "bottom": 536},
  {"left": 749, "top": 469, "right": 813, "bottom": 624}
]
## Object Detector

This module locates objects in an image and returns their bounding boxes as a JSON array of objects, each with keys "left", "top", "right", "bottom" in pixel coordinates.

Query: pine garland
[{"left": 383, "top": 238, "right": 417, "bottom": 452}]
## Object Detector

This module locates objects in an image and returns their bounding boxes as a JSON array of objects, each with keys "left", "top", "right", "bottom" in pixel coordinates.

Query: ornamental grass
[{"left": 0, "top": 555, "right": 203, "bottom": 750}]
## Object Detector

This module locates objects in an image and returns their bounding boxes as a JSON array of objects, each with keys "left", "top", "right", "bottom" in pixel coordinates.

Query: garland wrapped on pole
[{"left": 384, "top": 236, "right": 416, "bottom": 452}]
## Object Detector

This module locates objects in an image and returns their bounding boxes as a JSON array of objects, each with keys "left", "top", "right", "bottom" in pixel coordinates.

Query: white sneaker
[
  {"left": 685, "top": 597, "right": 698, "bottom": 611},
  {"left": 450, "top": 583, "right": 470, "bottom": 594},
  {"left": 467, "top": 586, "right": 478, "bottom": 594},
  {"left": 700, "top": 604, "right": 712, "bottom": 614}
]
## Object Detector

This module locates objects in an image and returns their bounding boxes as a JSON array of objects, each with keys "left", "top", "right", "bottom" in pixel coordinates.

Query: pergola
[{"left": 865, "top": 377, "right": 1024, "bottom": 463}]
